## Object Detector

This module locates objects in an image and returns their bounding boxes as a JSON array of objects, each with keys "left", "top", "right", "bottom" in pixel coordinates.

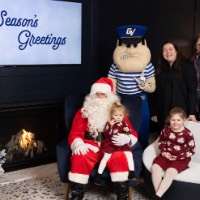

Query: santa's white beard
[{"left": 82, "top": 93, "right": 119, "bottom": 133}]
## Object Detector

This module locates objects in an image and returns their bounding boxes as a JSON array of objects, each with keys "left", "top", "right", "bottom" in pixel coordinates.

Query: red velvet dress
[{"left": 100, "top": 121, "right": 132, "bottom": 154}]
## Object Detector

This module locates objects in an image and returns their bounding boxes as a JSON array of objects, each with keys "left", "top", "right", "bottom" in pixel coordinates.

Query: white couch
[{"left": 143, "top": 121, "right": 200, "bottom": 199}]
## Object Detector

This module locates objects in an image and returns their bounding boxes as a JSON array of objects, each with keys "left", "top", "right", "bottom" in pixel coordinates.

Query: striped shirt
[{"left": 108, "top": 63, "right": 155, "bottom": 95}]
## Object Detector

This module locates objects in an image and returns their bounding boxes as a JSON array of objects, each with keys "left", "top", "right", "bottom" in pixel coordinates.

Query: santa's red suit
[
  {"left": 68, "top": 108, "right": 138, "bottom": 184},
  {"left": 68, "top": 77, "right": 138, "bottom": 187}
]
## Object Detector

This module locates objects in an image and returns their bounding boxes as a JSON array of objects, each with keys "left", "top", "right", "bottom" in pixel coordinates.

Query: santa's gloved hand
[
  {"left": 111, "top": 133, "right": 131, "bottom": 146},
  {"left": 73, "top": 143, "right": 89, "bottom": 155}
]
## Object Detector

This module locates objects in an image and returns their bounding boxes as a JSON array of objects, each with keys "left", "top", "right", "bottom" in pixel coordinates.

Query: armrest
[
  {"left": 56, "top": 139, "right": 71, "bottom": 183},
  {"left": 142, "top": 137, "right": 159, "bottom": 172}
]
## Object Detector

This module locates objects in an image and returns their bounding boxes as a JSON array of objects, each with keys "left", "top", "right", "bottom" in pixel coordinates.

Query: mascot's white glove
[
  {"left": 74, "top": 143, "right": 89, "bottom": 155},
  {"left": 111, "top": 133, "right": 131, "bottom": 146}
]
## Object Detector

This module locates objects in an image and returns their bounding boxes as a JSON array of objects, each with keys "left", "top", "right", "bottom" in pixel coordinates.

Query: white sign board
[{"left": 0, "top": 0, "right": 82, "bottom": 65}]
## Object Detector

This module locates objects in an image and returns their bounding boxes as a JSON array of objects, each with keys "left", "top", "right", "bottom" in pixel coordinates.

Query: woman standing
[
  {"left": 155, "top": 41, "right": 197, "bottom": 132},
  {"left": 191, "top": 33, "right": 200, "bottom": 120}
]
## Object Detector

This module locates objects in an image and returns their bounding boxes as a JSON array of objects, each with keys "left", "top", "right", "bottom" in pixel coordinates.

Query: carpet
[{"left": 0, "top": 163, "right": 151, "bottom": 200}]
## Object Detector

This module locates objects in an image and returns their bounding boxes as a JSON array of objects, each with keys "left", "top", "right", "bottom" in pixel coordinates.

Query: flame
[{"left": 19, "top": 129, "right": 35, "bottom": 150}]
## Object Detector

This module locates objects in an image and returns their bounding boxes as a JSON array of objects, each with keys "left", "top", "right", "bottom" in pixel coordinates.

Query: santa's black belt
[{"left": 84, "top": 131, "right": 104, "bottom": 142}]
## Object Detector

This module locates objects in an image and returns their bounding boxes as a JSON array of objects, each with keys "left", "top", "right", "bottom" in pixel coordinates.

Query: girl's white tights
[{"left": 151, "top": 164, "right": 178, "bottom": 197}]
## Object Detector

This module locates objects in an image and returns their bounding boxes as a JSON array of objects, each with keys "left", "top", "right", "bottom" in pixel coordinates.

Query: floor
[
  {"left": 0, "top": 163, "right": 66, "bottom": 200},
  {"left": 0, "top": 162, "right": 151, "bottom": 200},
  {"left": 0, "top": 130, "right": 158, "bottom": 200}
]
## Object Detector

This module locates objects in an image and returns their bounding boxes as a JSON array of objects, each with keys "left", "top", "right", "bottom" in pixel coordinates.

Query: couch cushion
[{"left": 184, "top": 121, "right": 200, "bottom": 163}]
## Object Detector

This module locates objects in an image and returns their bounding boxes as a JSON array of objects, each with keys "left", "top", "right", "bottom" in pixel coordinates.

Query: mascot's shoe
[
  {"left": 94, "top": 173, "right": 102, "bottom": 186},
  {"left": 70, "top": 183, "right": 84, "bottom": 200},
  {"left": 114, "top": 182, "right": 128, "bottom": 200}
]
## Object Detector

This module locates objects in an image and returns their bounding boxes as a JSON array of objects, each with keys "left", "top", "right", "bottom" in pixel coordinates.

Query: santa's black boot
[
  {"left": 70, "top": 183, "right": 84, "bottom": 200},
  {"left": 114, "top": 182, "right": 128, "bottom": 200}
]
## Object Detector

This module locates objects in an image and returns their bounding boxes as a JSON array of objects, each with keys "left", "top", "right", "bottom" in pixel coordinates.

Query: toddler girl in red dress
[{"left": 94, "top": 101, "right": 136, "bottom": 185}]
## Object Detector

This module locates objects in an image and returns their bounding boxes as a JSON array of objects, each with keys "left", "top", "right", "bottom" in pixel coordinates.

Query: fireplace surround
[{"left": 0, "top": 100, "right": 64, "bottom": 172}]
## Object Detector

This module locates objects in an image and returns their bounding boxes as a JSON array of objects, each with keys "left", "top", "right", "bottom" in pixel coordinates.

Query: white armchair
[{"left": 143, "top": 121, "right": 200, "bottom": 200}]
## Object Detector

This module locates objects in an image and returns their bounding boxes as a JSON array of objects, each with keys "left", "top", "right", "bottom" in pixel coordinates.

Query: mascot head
[{"left": 113, "top": 25, "right": 151, "bottom": 72}]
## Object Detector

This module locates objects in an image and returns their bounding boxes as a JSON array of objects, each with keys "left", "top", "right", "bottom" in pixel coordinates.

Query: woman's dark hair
[
  {"left": 194, "top": 33, "right": 200, "bottom": 44},
  {"left": 156, "top": 41, "right": 183, "bottom": 75}
]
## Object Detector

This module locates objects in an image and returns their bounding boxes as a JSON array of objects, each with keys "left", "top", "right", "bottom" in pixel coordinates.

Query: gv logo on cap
[{"left": 126, "top": 28, "right": 136, "bottom": 36}]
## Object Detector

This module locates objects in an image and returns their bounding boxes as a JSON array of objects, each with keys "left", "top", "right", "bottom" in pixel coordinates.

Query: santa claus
[{"left": 68, "top": 77, "right": 138, "bottom": 200}]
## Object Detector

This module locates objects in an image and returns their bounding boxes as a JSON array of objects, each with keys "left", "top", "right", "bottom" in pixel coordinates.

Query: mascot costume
[{"left": 108, "top": 25, "right": 156, "bottom": 151}]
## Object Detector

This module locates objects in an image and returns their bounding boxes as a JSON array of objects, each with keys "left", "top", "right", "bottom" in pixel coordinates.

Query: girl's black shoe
[{"left": 94, "top": 173, "right": 102, "bottom": 186}]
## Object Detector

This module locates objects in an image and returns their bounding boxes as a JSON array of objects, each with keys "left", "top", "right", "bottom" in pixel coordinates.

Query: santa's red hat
[{"left": 90, "top": 77, "right": 113, "bottom": 94}]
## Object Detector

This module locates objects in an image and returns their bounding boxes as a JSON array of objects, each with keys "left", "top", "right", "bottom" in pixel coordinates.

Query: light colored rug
[{"left": 0, "top": 163, "right": 150, "bottom": 200}]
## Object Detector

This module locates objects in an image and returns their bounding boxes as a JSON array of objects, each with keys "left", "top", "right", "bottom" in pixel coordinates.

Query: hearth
[{"left": 0, "top": 100, "right": 64, "bottom": 172}]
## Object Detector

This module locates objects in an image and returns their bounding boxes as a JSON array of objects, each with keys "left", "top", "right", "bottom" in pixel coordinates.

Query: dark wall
[
  {"left": 1, "top": 0, "right": 200, "bottom": 105},
  {"left": 96, "top": 0, "right": 150, "bottom": 77},
  {"left": 96, "top": 0, "right": 200, "bottom": 76},
  {"left": 148, "top": 0, "right": 200, "bottom": 63}
]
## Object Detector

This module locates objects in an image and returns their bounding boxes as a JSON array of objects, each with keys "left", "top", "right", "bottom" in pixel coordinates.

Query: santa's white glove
[
  {"left": 111, "top": 133, "right": 131, "bottom": 146},
  {"left": 73, "top": 144, "right": 89, "bottom": 155}
]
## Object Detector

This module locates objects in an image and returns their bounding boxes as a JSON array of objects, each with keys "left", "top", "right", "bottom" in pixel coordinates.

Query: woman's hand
[{"left": 187, "top": 115, "right": 198, "bottom": 122}]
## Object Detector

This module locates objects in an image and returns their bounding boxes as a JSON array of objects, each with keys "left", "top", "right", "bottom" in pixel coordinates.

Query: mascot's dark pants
[{"left": 120, "top": 92, "right": 150, "bottom": 177}]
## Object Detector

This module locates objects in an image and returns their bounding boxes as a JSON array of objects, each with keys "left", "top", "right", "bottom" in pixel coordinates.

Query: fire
[
  {"left": 5, "top": 128, "right": 46, "bottom": 161},
  {"left": 19, "top": 129, "right": 36, "bottom": 150}
]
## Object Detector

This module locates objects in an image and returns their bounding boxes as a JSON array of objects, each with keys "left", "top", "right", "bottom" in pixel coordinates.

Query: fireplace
[{"left": 0, "top": 100, "right": 64, "bottom": 172}]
